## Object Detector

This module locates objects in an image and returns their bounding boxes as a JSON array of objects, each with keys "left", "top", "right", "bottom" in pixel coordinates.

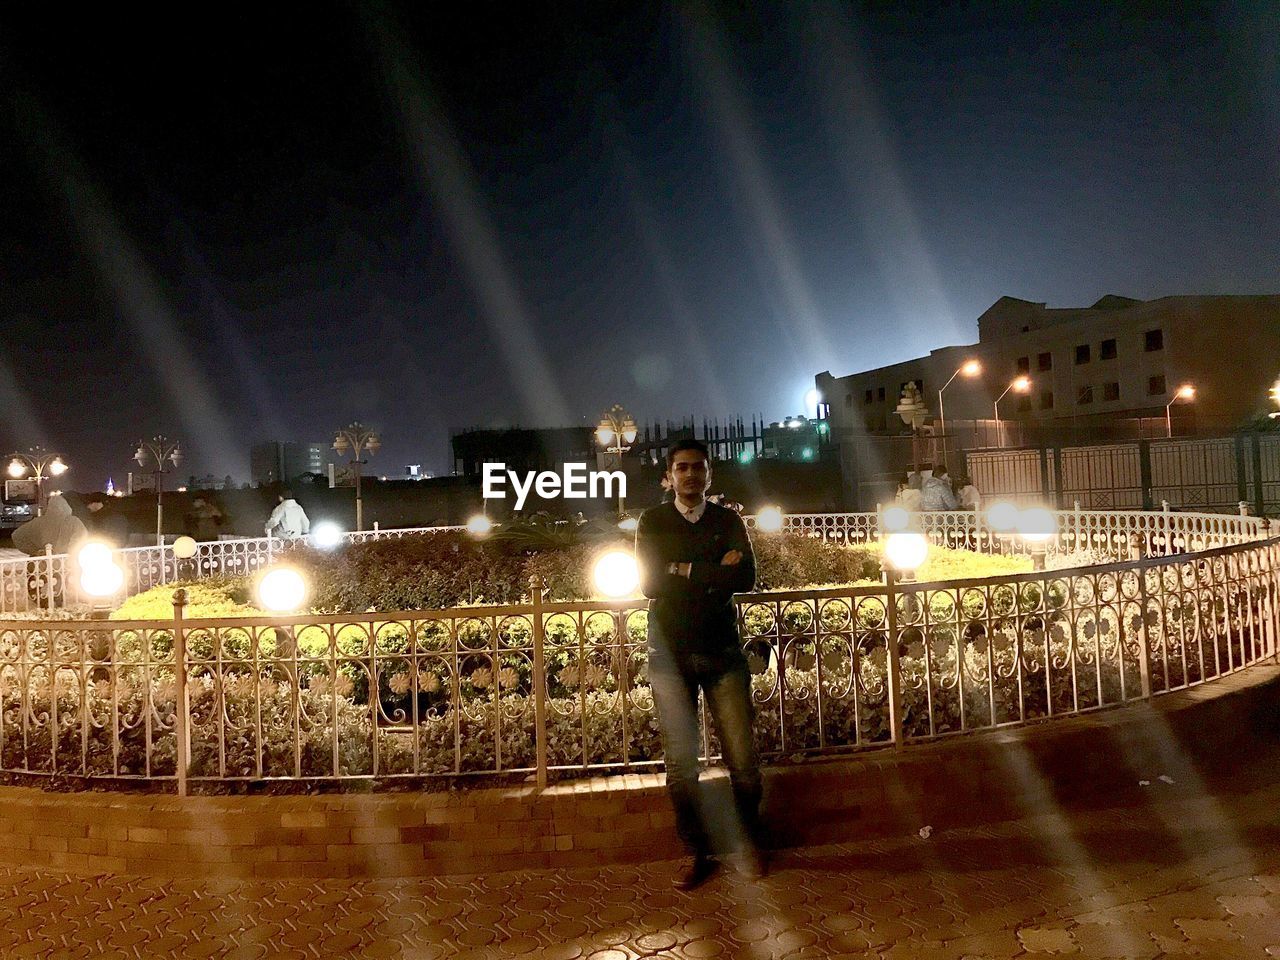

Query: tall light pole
[
  {"left": 595, "top": 404, "right": 637, "bottom": 515},
  {"left": 937, "top": 359, "right": 981, "bottom": 469},
  {"left": 1165, "top": 384, "right": 1195, "bottom": 438},
  {"left": 134, "top": 436, "right": 182, "bottom": 546},
  {"left": 6, "top": 447, "right": 68, "bottom": 516},
  {"left": 994, "top": 376, "right": 1031, "bottom": 449},
  {"left": 333, "top": 422, "right": 380, "bottom": 532}
]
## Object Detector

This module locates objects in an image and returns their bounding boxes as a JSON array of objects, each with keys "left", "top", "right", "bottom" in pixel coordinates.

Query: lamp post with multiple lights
[
  {"left": 595, "top": 404, "right": 637, "bottom": 515},
  {"left": 5, "top": 447, "right": 68, "bottom": 516},
  {"left": 1165, "top": 384, "right": 1196, "bottom": 438},
  {"left": 332, "top": 422, "right": 380, "bottom": 532},
  {"left": 134, "top": 436, "right": 182, "bottom": 546},
  {"left": 993, "top": 376, "right": 1031, "bottom": 448}
]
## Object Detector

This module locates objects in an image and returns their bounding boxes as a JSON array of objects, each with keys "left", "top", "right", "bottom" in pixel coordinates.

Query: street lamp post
[
  {"left": 6, "top": 447, "right": 68, "bottom": 516},
  {"left": 937, "top": 359, "right": 981, "bottom": 469},
  {"left": 1165, "top": 384, "right": 1195, "bottom": 438},
  {"left": 993, "top": 376, "right": 1031, "bottom": 449},
  {"left": 595, "top": 404, "right": 637, "bottom": 515},
  {"left": 332, "top": 422, "right": 380, "bottom": 532},
  {"left": 134, "top": 436, "right": 182, "bottom": 547}
]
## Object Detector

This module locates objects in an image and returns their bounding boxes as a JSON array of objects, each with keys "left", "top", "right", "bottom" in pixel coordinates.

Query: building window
[
  {"left": 1148, "top": 374, "right": 1166, "bottom": 395},
  {"left": 1040, "top": 390, "right": 1054, "bottom": 410},
  {"left": 1075, "top": 344, "right": 1091, "bottom": 365},
  {"left": 864, "top": 389, "right": 873, "bottom": 404},
  {"left": 1103, "top": 381, "right": 1120, "bottom": 401},
  {"left": 1077, "top": 385, "right": 1094, "bottom": 405},
  {"left": 1016, "top": 395, "right": 1032, "bottom": 412},
  {"left": 1145, "top": 329, "right": 1164, "bottom": 351},
  {"left": 1100, "top": 338, "right": 1117, "bottom": 360},
  {"left": 1037, "top": 352, "right": 1052, "bottom": 371},
  {"left": 1016, "top": 356, "right": 1030, "bottom": 374}
]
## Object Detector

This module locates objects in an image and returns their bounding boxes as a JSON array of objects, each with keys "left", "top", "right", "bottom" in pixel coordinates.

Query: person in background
[
  {"left": 185, "top": 497, "right": 225, "bottom": 541},
  {"left": 82, "top": 493, "right": 130, "bottom": 547},
  {"left": 921, "top": 464, "right": 959, "bottom": 511},
  {"left": 264, "top": 489, "right": 310, "bottom": 540},
  {"left": 957, "top": 475, "right": 982, "bottom": 511},
  {"left": 896, "top": 473, "right": 923, "bottom": 512}
]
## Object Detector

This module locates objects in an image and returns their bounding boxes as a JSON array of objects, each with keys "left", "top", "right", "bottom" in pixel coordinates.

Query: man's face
[{"left": 667, "top": 450, "right": 710, "bottom": 501}]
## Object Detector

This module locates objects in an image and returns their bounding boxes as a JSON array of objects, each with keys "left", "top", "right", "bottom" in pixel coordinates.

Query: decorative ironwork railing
[{"left": 0, "top": 534, "right": 1274, "bottom": 792}]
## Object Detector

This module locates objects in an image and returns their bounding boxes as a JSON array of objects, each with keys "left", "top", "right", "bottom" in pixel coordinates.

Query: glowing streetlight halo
[
  {"left": 986, "top": 501, "right": 1020, "bottom": 534},
  {"left": 310, "top": 522, "right": 344, "bottom": 549},
  {"left": 755, "top": 505, "right": 784, "bottom": 533},
  {"left": 258, "top": 567, "right": 309, "bottom": 613},
  {"left": 882, "top": 505, "right": 911, "bottom": 532},
  {"left": 466, "top": 514, "right": 493, "bottom": 537},
  {"left": 884, "top": 532, "right": 929, "bottom": 573},
  {"left": 1016, "top": 506, "right": 1057, "bottom": 543},
  {"left": 592, "top": 549, "right": 639, "bottom": 598},
  {"left": 938, "top": 359, "right": 983, "bottom": 468}
]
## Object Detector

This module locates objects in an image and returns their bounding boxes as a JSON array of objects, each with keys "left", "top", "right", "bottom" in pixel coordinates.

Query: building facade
[
  {"left": 249, "top": 441, "right": 327, "bottom": 488},
  {"left": 816, "top": 294, "right": 1280, "bottom": 504}
]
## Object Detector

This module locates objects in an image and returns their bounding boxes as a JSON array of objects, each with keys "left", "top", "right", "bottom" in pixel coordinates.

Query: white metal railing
[
  {"left": 0, "top": 510, "right": 1272, "bottom": 618},
  {"left": 0, "top": 525, "right": 1274, "bottom": 792}
]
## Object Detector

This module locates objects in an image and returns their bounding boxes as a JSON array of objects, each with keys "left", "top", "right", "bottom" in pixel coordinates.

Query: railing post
[
  {"left": 45, "top": 544, "right": 54, "bottom": 615},
  {"left": 1162, "top": 500, "right": 1172, "bottom": 555},
  {"left": 172, "top": 588, "right": 190, "bottom": 797},
  {"left": 530, "top": 576, "right": 548, "bottom": 789},
  {"left": 884, "top": 570, "right": 905, "bottom": 748},
  {"left": 1134, "top": 548, "right": 1153, "bottom": 700}
]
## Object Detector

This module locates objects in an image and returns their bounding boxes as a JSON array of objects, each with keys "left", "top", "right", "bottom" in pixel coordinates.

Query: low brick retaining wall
[{"left": 1, "top": 664, "right": 1275, "bottom": 879}]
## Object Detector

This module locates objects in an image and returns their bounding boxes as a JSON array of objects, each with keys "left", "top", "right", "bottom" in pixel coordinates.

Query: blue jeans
[{"left": 649, "top": 651, "right": 763, "bottom": 857}]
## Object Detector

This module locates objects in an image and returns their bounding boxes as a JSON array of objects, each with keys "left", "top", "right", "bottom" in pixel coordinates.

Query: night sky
[{"left": 1, "top": 2, "right": 1277, "bottom": 484}]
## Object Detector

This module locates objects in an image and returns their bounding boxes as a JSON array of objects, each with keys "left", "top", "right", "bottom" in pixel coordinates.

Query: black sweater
[{"left": 635, "top": 501, "right": 756, "bottom": 663}]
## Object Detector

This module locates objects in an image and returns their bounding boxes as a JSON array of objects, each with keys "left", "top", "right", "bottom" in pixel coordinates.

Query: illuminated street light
[
  {"left": 595, "top": 404, "right": 637, "bottom": 515},
  {"left": 258, "top": 567, "right": 309, "bottom": 612},
  {"left": 617, "top": 516, "right": 639, "bottom": 532},
  {"left": 134, "top": 436, "right": 182, "bottom": 547},
  {"left": 310, "top": 521, "right": 344, "bottom": 549},
  {"left": 333, "top": 422, "right": 380, "bottom": 532},
  {"left": 77, "top": 540, "right": 123, "bottom": 599},
  {"left": 172, "top": 536, "right": 198, "bottom": 559},
  {"left": 986, "top": 500, "right": 1020, "bottom": 534},
  {"left": 937, "top": 359, "right": 981, "bottom": 468},
  {"left": 994, "top": 376, "right": 1031, "bottom": 448},
  {"left": 5, "top": 447, "right": 69, "bottom": 516},
  {"left": 884, "top": 532, "right": 928, "bottom": 574},
  {"left": 592, "top": 549, "right": 639, "bottom": 597},
  {"left": 1165, "top": 383, "right": 1195, "bottom": 438},
  {"left": 1017, "top": 506, "right": 1057, "bottom": 570},
  {"left": 466, "top": 514, "right": 493, "bottom": 537},
  {"left": 755, "top": 505, "right": 784, "bottom": 533}
]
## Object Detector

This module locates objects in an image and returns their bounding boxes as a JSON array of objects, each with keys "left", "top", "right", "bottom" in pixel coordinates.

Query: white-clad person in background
[
  {"left": 265, "top": 488, "right": 310, "bottom": 539},
  {"left": 957, "top": 474, "right": 982, "bottom": 511}
]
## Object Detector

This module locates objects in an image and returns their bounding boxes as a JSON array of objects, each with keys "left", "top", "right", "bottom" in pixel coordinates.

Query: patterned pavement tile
[{"left": 0, "top": 770, "right": 1274, "bottom": 958}]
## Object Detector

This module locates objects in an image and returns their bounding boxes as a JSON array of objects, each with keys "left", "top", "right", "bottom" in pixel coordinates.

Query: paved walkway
[{"left": 1, "top": 757, "right": 1278, "bottom": 959}]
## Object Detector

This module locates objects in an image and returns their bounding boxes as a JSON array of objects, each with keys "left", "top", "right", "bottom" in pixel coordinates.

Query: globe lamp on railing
[
  {"left": 466, "top": 514, "right": 493, "bottom": 537},
  {"left": 257, "top": 568, "right": 309, "bottom": 613},
  {"left": 310, "top": 522, "right": 344, "bottom": 549},
  {"left": 1016, "top": 506, "right": 1057, "bottom": 569},
  {"left": 883, "top": 532, "right": 929, "bottom": 580},
  {"left": 755, "top": 505, "right": 784, "bottom": 533},
  {"left": 77, "top": 540, "right": 124, "bottom": 601},
  {"left": 592, "top": 549, "right": 639, "bottom": 598},
  {"left": 985, "top": 501, "right": 1021, "bottom": 535}
]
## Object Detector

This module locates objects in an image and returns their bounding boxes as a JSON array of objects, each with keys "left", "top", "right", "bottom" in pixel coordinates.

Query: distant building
[
  {"left": 450, "top": 427, "right": 596, "bottom": 478},
  {"left": 816, "top": 293, "right": 1280, "bottom": 504},
  {"left": 759, "top": 416, "right": 828, "bottom": 462},
  {"left": 250, "top": 441, "right": 327, "bottom": 487}
]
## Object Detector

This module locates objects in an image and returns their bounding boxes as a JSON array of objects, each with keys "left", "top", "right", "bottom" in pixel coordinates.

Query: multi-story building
[
  {"left": 816, "top": 294, "right": 1280, "bottom": 503},
  {"left": 249, "top": 441, "right": 327, "bottom": 488}
]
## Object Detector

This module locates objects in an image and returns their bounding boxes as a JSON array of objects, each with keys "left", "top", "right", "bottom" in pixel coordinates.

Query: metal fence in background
[{"left": 0, "top": 532, "right": 1272, "bottom": 793}]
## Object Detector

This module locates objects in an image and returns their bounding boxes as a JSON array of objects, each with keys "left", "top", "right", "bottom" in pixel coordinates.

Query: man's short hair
[
  {"left": 280, "top": 488, "right": 295, "bottom": 500},
  {"left": 934, "top": 464, "right": 949, "bottom": 477},
  {"left": 665, "top": 438, "right": 710, "bottom": 471}
]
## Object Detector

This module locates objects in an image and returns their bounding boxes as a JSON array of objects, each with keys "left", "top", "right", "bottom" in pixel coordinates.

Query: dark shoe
[{"left": 674, "top": 855, "right": 720, "bottom": 891}]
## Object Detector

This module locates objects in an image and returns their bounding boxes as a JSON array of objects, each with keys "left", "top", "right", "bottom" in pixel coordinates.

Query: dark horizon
[{"left": 2, "top": 1, "right": 1277, "bottom": 487}]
